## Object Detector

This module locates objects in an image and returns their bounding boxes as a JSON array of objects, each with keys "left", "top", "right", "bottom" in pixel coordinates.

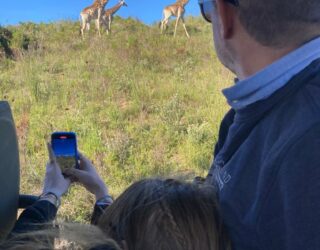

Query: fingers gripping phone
[{"left": 51, "top": 132, "right": 79, "bottom": 171}]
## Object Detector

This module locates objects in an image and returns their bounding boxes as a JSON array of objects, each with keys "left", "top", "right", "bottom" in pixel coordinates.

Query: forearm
[{"left": 9, "top": 200, "right": 58, "bottom": 237}]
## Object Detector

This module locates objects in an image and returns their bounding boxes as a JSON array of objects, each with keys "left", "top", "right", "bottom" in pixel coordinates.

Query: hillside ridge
[{"left": 0, "top": 17, "right": 232, "bottom": 221}]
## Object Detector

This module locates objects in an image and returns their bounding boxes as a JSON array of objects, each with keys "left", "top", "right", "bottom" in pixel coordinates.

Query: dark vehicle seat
[{"left": 0, "top": 101, "right": 37, "bottom": 240}]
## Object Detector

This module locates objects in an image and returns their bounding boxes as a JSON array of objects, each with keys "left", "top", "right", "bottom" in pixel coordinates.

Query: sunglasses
[{"left": 198, "top": 0, "right": 239, "bottom": 23}]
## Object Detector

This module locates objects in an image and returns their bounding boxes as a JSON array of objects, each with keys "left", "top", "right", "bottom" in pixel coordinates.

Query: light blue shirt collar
[{"left": 223, "top": 36, "right": 320, "bottom": 110}]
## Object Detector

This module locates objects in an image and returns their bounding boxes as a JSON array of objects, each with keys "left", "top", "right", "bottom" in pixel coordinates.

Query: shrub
[
  {"left": 11, "top": 30, "right": 30, "bottom": 50},
  {"left": 10, "top": 22, "right": 39, "bottom": 51},
  {"left": 0, "top": 26, "right": 13, "bottom": 58}
]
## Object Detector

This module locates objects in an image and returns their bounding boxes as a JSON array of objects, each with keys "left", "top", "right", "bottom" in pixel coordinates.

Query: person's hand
[
  {"left": 63, "top": 152, "right": 109, "bottom": 201},
  {"left": 42, "top": 143, "right": 71, "bottom": 198}
]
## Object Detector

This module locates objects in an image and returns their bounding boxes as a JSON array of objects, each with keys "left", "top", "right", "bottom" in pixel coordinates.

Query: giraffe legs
[
  {"left": 174, "top": 16, "right": 180, "bottom": 38},
  {"left": 181, "top": 17, "right": 190, "bottom": 38},
  {"left": 80, "top": 16, "right": 88, "bottom": 39},
  {"left": 81, "top": 25, "right": 85, "bottom": 39},
  {"left": 160, "top": 20, "right": 165, "bottom": 34},
  {"left": 161, "top": 17, "right": 170, "bottom": 34},
  {"left": 160, "top": 21, "right": 164, "bottom": 33},
  {"left": 161, "top": 7, "right": 190, "bottom": 38},
  {"left": 97, "top": 21, "right": 101, "bottom": 37},
  {"left": 95, "top": 19, "right": 100, "bottom": 36},
  {"left": 107, "top": 16, "right": 112, "bottom": 35},
  {"left": 161, "top": 10, "right": 171, "bottom": 35},
  {"left": 97, "top": 9, "right": 102, "bottom": 37},
  {"left": 105, "top": 21, "right": 109, "bottom": 35}
]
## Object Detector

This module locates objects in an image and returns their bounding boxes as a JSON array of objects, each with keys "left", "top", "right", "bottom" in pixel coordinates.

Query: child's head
[{"left": 98, "top": 178, "right": 230, "bottom": 250}]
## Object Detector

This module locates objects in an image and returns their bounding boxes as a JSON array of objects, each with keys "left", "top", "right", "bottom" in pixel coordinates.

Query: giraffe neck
[{"left": 108, "top": 3, "right": 123, "bottom": 15}]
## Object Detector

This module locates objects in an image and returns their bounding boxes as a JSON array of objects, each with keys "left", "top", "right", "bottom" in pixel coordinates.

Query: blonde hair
[{"left": 1, "top": 223, "right": 121, "bottom": 250}]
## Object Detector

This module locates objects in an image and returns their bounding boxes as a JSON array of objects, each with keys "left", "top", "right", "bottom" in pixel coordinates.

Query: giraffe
[
  {"left": 80, "top": 0, "right": 109, "bottom": 38},
  {"left": 160, "top": 0, "right": 190, "bottom": 38},
  {"left": 102, "top": 0, "right": 128, "bottom": 35}
]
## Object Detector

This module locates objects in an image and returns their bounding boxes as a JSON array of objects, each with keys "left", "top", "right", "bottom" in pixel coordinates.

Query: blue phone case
[{"left": 51, "top": 132, "right": 79, "bottom": 168}]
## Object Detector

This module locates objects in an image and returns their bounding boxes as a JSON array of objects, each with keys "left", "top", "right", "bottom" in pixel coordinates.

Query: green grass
[{"left": 0, "top": 17, "right": 232, "bottom": 222}]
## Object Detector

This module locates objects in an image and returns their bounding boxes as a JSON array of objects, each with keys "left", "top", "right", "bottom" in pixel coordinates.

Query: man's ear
[{"left": 215, "top": 0, "right": 236, "bottom": 39}]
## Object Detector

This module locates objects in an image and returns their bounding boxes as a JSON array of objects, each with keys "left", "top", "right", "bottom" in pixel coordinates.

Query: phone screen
[{"left": 51, "top": 132, "right": 78, "bottom": 171}]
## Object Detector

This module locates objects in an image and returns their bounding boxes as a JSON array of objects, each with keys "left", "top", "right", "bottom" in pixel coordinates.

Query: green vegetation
[{"left": 0, "top": 17, "right": 232, "bottom": 222}]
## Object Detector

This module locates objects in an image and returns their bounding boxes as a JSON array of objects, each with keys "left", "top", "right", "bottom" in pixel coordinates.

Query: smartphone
[{"left": 51, "top": 132, "right": 79, "bottom": 171}]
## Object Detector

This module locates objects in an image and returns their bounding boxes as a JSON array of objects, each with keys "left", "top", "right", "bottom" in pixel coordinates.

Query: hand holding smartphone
[
  {"left": 51, "top": 132, "right": 79, "bottom": 171},
  {"left": 50, "top": 134, "right": 109, "bottom": 201}
]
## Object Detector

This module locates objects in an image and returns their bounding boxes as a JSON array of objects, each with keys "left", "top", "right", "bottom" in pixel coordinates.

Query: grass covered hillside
[{"left": 0, "top": 17, "right": 233, "bottom": 222}]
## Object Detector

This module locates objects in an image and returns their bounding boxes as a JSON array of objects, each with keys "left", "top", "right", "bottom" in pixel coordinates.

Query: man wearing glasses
[{"left": 198, "top": 0, "right": 320, "bottom": 249}]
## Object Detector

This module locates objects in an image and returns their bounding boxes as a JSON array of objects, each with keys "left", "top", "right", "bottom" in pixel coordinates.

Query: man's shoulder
[
  {"left": 263, "top": 58, "right": 320, "bottom": 123},
  {"left": 301, "top": 73, "right": 320, "bottom": 111},
  {"left": 259, "top": 79, "right": 320, "bottom": 165},
  {"left": 294, "top": 59, "right": 320, "bottom": 108},
  {"left": 264, "top": 67, "right": 320, "bottom": 137}
]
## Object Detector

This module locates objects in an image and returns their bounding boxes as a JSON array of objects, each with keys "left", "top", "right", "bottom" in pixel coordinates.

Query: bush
[
  {"left": 0, "top": 26, "right": 13, "bottom": 58},
  {"left": 11, "top": 23, "right": 40, "bottom": 51},
  {"left": 11, "top": 30, "right": 30, "bottom": 50},
  {"left": 0, "top": 23, "right": 40, "bottom": 60}
]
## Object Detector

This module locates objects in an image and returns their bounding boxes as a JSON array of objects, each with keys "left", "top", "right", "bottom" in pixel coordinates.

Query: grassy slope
[{"left": 0, "top": 17, "right": 232, "bottom": 222}]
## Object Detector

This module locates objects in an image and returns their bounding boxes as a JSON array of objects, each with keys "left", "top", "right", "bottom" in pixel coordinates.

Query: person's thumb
[{"left": 64, "top": 168, "right": 88, "bottom": 182}]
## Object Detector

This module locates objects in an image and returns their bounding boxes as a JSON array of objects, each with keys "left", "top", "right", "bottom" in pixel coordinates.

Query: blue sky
[{"left": 0, "top": 0, "right": 201, "bottom": 26}]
